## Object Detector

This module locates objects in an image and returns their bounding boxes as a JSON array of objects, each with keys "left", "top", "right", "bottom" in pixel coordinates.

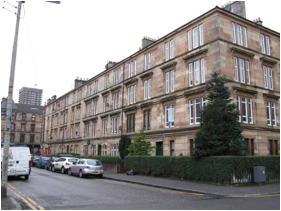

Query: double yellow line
[{"left": 7, "top": 183, "right": 45, "bottom": 210}]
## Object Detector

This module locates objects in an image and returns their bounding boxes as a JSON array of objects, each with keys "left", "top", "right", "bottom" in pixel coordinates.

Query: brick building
[
  {"left": 43, "top": 2, "right": 280, "bottom": 156},
  {"left": 1, "top": 98, "right": 44, "bottom": 155}
]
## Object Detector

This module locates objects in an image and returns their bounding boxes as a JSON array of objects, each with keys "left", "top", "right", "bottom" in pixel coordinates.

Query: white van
[{"left": 1, "top": 147, "right": 32, "bottom": 180}]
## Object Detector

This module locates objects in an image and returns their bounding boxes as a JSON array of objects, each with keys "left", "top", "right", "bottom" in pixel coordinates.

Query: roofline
[{"left": 47, "top": 6, "right": 280, "bottom": 105}]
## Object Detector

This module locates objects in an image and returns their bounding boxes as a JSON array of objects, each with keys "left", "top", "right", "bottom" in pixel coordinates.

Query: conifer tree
[
  {"left": 193, "top": 71, "right": 248, "bottom": 159},
  {"left": 118, "top": 135, "right": 131, "bottom": 159}
]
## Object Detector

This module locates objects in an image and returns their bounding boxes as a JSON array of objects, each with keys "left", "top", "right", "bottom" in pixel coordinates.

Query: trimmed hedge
[
  {"left": 78, "top": 156, "right": 124, "bottom": 164},
  {"left": 125, "top": 156, "right": 280, "bottom": 184}
]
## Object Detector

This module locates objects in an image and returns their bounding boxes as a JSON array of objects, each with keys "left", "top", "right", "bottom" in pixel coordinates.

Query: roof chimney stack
[
  {"left": 142, "top": 36, "right": 156, "bottom": 48},
  {"left": 221, "top": 1, "right": 246, "bottom": 18},
  {"left": 253, "top": 17, "right": 263, "bottom": 26}
]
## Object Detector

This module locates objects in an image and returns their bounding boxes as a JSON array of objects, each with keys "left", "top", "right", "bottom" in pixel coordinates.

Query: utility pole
[{"left": 1, "top": 1, "right": 23, "bottom": 198}]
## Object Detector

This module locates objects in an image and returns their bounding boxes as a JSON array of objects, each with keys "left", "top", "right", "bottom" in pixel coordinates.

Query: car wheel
[
  {"left": 68, "top": 169, "right": 72, "bottom": 176},
  {"left": 52, "top": 166, "right": 55, "bottom": 172},
  {"left": 24, "top": 175, "right": 29, "bottom": 180},
  {"left": 79, "top": 170, "right": 84, "bottom": 178},
  {"left": 61, "top": 167, "right": 65, "bottom": 174}
]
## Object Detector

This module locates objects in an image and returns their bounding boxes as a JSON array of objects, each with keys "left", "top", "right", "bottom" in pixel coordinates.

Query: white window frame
[
  {"left": 243, "top": 27, "right": 248, "bottom": 47},
  {"left": 189, "top": 59, "right": 205, "bottom": 87},
  {"left": 237, "top": 24, "right": 243, "bottom": 46},
  {"left": 193, "top": 27, "right": 198, "bottom": 49},
  {"left": 232, "top": 22, "right": 236, "bottom": 43},
  {"left": 103, "top": 95, "right": 108, "bottom": 112},
  {"left": 265, "top": 36, "right": 271, "bottom": 55},
  {"left": 199, "top": 24, "right": 204, "bottom": 46},
  {"left": 261, "top": 34, "right": 266, "bottom": 54},
  {"left": 165, "top": 104, "right": 174, "bottom": 128},
  {"left": 93, "top": 100, "right": 98, "bottom": 115},
  {"left": 104, "top": 75, "right": 109, "bottom": 89},
  {"left": 237, "top": 96, "right": 253, "bottom": 124},
  {"left": 189, "top": 100, "right": 193, "bottom": 124},
  {"left": 92, "top": 121, "right": 97, "bottom": 137},
  {"left": 102, "top": 118, "right": 107, "bottom": 136},
  {"left": 165, "top": 70, "right": 174, "bottom": 93},
  {"left": 144, "top": 52, "right": 151, "bottom": 70},
  {"left": 188, "top": 30, "right": 192, "bottom": 50}
]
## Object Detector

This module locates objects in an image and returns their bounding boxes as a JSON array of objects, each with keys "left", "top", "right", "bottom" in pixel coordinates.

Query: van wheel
[{"left": 24, "top": 175, "right": 29, "bottom": 180}]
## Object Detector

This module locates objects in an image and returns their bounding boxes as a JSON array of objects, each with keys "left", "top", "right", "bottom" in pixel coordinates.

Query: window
[
  {"left": 20, "top": 134, "right": 25, "bottom": 143},
  {"left": 87, "top": 84, "right": 92, "bottom": 97},
  {"left": 77, "top": 89, "right": 82, "bottom": 100},
  {"left": 103, "top": 95, "right": 109, "bottom": 112},
  {"left": 102, "top": 118, "right": 107, "bottom": 136},
  {"left": 92, "top": 121, "right": 97, "bottom": 137},
  {"left": 91, "top": 145, "right": 96, "bottom": 156},
  {"left": 84, "top": 123, "right": 90, "bottom": 138},
  {"left": 165, "top": 39, "right": 174, "bottom": 61},
  {"left": 65, "top": 110, "right": 68, "bottom": 123},
  {"left": 189, "top": 97, "right": 207, "bottom": 125},
  {"left": 30, "top": 124, "right": 35, "bottom": 132},
  {"left": 128, "top": 60, "right": 137, "bottom": 78},
  {"left": 31, "top": 114, "right": 36, "bottom": 121},
  {"left": 127, "top": 85, "right": 137, "bottom": 105},
  {"left": 54, "top": 129, "right": 57, "bottom": 141},
  {"left": 103, "top": 144, "right": 107, "bottom": 156},
  {"left": 170, "top": 140, "right": 175, "bottom": 156},
  {"left": 189, "top": 59, "right": 205, "bottom": 86},
  {"left": 111, "top": 116, "right": 119, "bottom": 135},
  {"left": 86, "top": 102, "right": 92, "bottom": 117},
  {"left": 94, "top": 80, "right": 99, "bottom": 93},
  {"left": 188, "top": 24, "right": 204, "bottom": 51},
  {"left": 232, "top": 23, "right": 248, "bottom": 47},
  {"left": 60, "top": 112, "right": 64, "bottom": 125},
  {"left": 22, "top": 113, "right": 26, "bottom": 121},
  {"left": 237, "top": 96, "right": 253, "bottom": 124},
  {"left": 83, "top": 145, "right": 88, "bottom": 156},
  {"left": 112, "top": 92, "right": 119, "bottom": 109},
  {"left": 127, "top": 113, "right": 135, "bottom": 132},
  {"left": 234, "top": 57, "right": 250, "bottom": 84},
  {"left": 104, "top": 75, "right": 109, "bottom": 89},
  {"left": 114, "top": 69, "right": 121, "bottom": 84},
  {"left": 55, "top": 114, "right": 58, "bottom": 126},
  {"left": 165, "top": 70, "right": 174, "bottom": 93},
  {"left": 144, "top": 52, "right": 151, "bottom": 70},
  {"left": 266, "top": 102, "right": 277, "bottom": 126},
  {"left": 261, "top": 34, "right": 271, "bottom": 55},
  {"left": 165, "top": 104, "right": 174, "bottom": 128},
  {"left": 29, "top": 135, "right": 34, "bottom": 144},
  {"left": 143, "top": 109, "right": 151, "bottom": 131},
  {"left": 93, "top": 100, "right": 98, "bottom": 115},
  {"left": 111, "top": 144, "right": 119, "bottom": 156},
  {"left": 144, "top": 79, "right": 151, "bottom": 100},
  {"left": 59, "top": 128, "right": 63, "bottom": 139},
  {"left": 10, "top": 134, "right": 15, "bottom": 143},
  {"left": 76, "top": 106, "right": 81, "bottom": 120},
  {"left": 21, "top": 124, "right": 25, "bottom": 132},
  {"left": 245, "top": 138, "right": 254, "bottom": 155},
  {"left": 263, "top": 66, "right": 274, "bottom": 90},
  {"left": 75, "top": 124, "right": 80, "bottom": 138},
  {"left": 74, "top": 145, "right": 78, "bottom": 154}
]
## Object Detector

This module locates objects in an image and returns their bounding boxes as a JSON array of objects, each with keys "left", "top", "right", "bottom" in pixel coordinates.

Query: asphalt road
[{"left": 7, "top": 167, "right": 280, "bottom": 210}]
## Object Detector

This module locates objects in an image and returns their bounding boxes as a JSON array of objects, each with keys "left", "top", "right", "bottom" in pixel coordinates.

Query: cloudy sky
[{"left": 0, "top": 0, "right": 280, "bottom": 105}]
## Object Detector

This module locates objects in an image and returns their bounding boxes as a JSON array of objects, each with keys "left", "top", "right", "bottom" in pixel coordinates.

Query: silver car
[{"left": 68, "top": 159, "right": 104, "bottom": 178}]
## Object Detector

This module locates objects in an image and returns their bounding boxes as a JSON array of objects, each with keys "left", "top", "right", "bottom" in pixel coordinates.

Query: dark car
[
  {"left": 31, "top": 155, "right": 40, "bottom": 167},
  {"left": 36, "top": 157, "right": 50, "bottom": 168},
  {"left": 45, "top": 157, "right": 60, "bottom": 171}
]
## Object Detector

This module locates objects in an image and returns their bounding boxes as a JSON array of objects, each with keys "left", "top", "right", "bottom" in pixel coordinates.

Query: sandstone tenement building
[{"left": 43, "top": 2, "right": 280, "bottom": 156}]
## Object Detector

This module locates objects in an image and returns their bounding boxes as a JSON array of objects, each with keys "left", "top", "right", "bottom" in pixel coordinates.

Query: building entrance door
[{"left": 156, "top": 142, "right": 163, "bottom": 156}]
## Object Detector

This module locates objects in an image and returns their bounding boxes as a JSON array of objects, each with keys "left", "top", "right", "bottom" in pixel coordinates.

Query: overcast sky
[{"left": 0, "top": 0, "right": 280, "bottom": 105}]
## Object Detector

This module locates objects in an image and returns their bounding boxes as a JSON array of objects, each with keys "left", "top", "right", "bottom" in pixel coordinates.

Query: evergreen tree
[
  {"left": 193, "top": 71, "right": 248, "bottom": 159},
  {"left": 118, "top": 135, "right": 132, "bottom": 159},
  {"left": 127, "top": 130, "right": 155, "bottom": 156}
]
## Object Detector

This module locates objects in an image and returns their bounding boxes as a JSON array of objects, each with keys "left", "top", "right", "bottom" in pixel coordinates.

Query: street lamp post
[{"left": 1, "top": 1, "right": 60, "bottom": 198}]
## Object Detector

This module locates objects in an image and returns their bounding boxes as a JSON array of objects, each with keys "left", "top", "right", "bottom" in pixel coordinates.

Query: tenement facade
[
  {"left": 44, "top": 2, "right": 280, "bottom": 156},
  {"left": 1, "top": 98, "right": 44, "bottom": 154}
]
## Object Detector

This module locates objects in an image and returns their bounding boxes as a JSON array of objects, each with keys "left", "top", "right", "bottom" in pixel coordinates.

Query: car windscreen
[
  {"left": 68, "top": 159, "right": 77, "bottom": 163},
  {"left": 87, "top": 160, "right": 102, "bottom": 166}
]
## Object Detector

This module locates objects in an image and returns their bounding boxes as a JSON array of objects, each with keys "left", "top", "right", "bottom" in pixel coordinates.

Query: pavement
[{"left": 2, "top": 172, "right": 279, "bottom": 210}]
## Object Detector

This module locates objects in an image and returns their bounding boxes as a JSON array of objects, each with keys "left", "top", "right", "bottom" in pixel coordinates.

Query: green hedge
[
  {"left": 78, "top": 156, "right": 124, "bottom": 164},
  {"left": 125, "top": 156, "right": 280, "bottom": 183}
]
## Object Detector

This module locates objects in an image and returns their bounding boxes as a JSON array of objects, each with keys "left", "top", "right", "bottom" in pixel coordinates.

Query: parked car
[
  {"left": 36, "top": 156, "right": 50, "bottom": 168},
  {"left": 45, "top": 157, "right": 60, "bottom": 171},
  {"left": 52, "top": 157, "right": 78, "bottom": 174},
  {"left": 68, "top": 159, "right": 103, "bottom": 178},
  {"left": 31, "top": 155, "right": 40, "bottom": 167}
]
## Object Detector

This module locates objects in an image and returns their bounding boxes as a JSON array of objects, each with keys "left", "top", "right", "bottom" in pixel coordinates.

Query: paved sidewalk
[
  {"left": 1, "top": 196, "right": 22, "bottom": 210},
  {"left": 103, "top": 172, "right": 280, "bottom": 196}
]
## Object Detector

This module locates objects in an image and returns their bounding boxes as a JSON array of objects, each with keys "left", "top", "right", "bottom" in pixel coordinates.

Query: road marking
[
  {"left": 27, "top": 197, "right": 38, "bottom": 205},
  {"left": 8, "top": 188, "right": 37, "bottom": 210},
  {"left": 172, "top": 190, "right": 204, "bottom": 196},
  {"left": 38, "top": 206, "right": 45, "bottom": 210},
  {"left": 7, "top": 183, "right": 46, "bottom": 210},
  {"left": 227, "top": 194, "right": 280, "bottom": 198}
]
